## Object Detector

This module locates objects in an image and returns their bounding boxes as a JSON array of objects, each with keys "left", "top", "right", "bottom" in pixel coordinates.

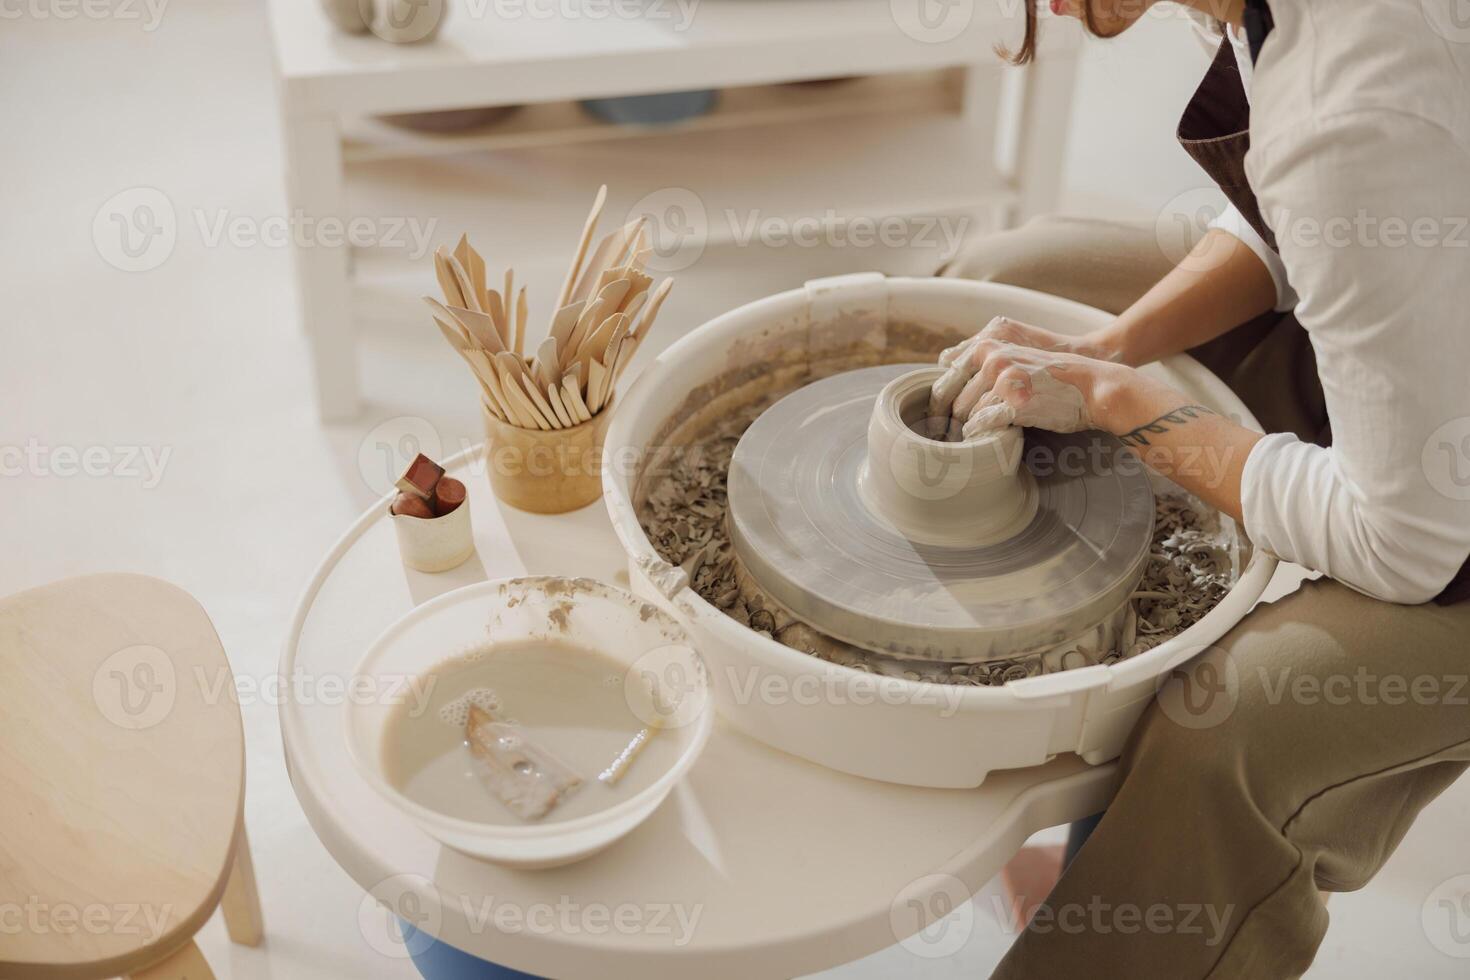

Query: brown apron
[{"left": 1175, "top": 36, "right": 1470, "bottom": 605}]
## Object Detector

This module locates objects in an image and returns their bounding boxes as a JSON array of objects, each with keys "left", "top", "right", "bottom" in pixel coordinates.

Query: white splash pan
[{"left": 603, "top": 274, "right": 1276, "bottom": 788}]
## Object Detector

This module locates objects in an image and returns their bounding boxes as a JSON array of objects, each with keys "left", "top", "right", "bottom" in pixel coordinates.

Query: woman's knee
[
  {"left": 941, "top": 214, "right": 1078, "bottom": 284},
  {"left": 1124, "top": 645, "right": 1251, "bottom": 788},
  {"left": 1121, "top": 635, "right": 1298, "bottom": 804},
  {"left": 941, "top": 214, "right": 1171, "bottom": 315},
  {"left": 1119, "top": 580, "right": 1453, "bottom": 815}
]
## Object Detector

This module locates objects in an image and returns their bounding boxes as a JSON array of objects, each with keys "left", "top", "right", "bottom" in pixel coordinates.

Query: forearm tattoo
[{"left": 1118, "top": 404, "right": 1217, "bottom": 447}]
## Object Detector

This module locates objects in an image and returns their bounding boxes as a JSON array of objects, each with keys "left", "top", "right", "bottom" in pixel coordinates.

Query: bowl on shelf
[
  {"left": 581, "top": 90, "right": 718, "bottom": 126},
  {"left": 376, "top": 105, "right": 523, "bottom": 133}
]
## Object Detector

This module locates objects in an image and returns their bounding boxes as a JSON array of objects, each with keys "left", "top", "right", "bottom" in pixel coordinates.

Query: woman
[{"left": 934, "top": 0, "right": 1470, "bottom": 975}]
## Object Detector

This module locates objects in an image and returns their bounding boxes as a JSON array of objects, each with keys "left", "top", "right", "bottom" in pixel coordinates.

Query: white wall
[{"left": 1056, "top": 9, "right": 1218, "bottom": 221}]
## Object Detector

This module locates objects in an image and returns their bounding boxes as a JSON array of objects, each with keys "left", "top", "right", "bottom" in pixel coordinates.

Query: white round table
[{"left": 280, "top": 446, "right": 1117, "bottom": 979}]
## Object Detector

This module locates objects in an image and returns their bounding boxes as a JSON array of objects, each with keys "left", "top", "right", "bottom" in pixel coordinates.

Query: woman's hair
[{"left": 999, "top": 0, "right": 1126, "bottom": 65}]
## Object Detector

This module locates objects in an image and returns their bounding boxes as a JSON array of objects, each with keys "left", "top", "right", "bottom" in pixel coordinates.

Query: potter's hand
[
  {"left": 957, "top": 345, "right": 1104, "bottom": 437},
  {"left": 929, "top": 317, "right": 1116, "bottom": 419},
  {"left": 932, "top": 337, "right": 1266, "bottom": 531},
  {"left": 930, "top": 336, "right": 1130, "bottom": 437}
]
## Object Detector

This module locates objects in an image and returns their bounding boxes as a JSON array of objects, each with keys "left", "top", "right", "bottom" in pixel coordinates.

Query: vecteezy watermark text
[
  {"left": 1, "top": 439, "right": 171, "bottom": 488},
  {"left": 0, "top": 897, "right": 173, "bottom": 940},
  {"left": 1156, "top": 645, "right": 1470, "bottom": 732},
  {"left": 722, "top": 664, "right": 968, "bottom": 717},
  {"left": 358, "top": 874, "right": 704, "bottom": 960},
  {"left": 627, "top": 186, "right": 972, "bottom": 272},
  {"left": 0, "top": 0, "right": 168, "bottom": 30},
  {"left": 93, "top": 187, "right": 438, "bottom": 273},
  {"left": 467, "top": 0, "right": 699, "bottom": 29},
  {"left": 460, "top": 895, "right": 703, "bottom": 946},
  {"left": 993, "top": 895, "right": 1235, "bottom": 947},
  {"left": 192, "top": 208, "right": 437, "bottom": 258},
  {"left": 92, "top": 647, "right": 442, "bottom": 731}
]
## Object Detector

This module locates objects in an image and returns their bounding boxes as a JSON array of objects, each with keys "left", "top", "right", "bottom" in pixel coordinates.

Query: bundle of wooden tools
[{"left": 423, "top": 185, "right": 673, "bottom": 430}]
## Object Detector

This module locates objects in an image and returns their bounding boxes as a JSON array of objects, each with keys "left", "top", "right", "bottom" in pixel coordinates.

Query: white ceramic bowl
[
  {"left": 345, "top": 576, "right": 713, "bottom": 868},
  {"left": 602, "top": 273, "right": 1277, "bottom": 788}
]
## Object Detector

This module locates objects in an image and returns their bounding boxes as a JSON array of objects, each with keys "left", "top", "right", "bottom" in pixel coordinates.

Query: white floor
[{"left": 4, "top": 2, "right": 1468, "bottom": 977}]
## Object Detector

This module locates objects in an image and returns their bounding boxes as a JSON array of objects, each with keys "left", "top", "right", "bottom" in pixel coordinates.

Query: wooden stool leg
[
  {"left": 221, "top": 826, "right": 264, "bottom": 946},
  {"left": 127, "top": 939, "right": 216, "bottom": 980}
]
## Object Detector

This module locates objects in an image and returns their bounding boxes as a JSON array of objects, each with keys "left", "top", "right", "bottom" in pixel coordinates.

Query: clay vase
[
  {"left": 319, "top": 0, "right": 369, "bottom": 32},
  {"left": 372, "top": 0, "right": 446, "bottom": 43},
  {"left": 858, "top": 368, "right": 1037, "bottom": 547},
  {"left": 318, "top": 0, "right": 446, "bottom": 43}
]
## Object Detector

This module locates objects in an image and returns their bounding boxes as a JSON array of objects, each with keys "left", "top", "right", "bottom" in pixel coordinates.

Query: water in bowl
[{"left": 381, "top": 640, "right": 680, "bottom": 824}]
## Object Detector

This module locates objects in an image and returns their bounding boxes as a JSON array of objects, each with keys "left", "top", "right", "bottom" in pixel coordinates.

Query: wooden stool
[{"left": 0, "top": 574, "right": 263, "bottom": 979}]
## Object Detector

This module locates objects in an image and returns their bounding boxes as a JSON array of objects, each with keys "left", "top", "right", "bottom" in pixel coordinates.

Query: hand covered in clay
[
  {"left": 960, "top": 354, "right": 1092, "bottom": 438},
  {"left": 932, "top": 339, "right": 1111, "bottom": 438},
  {"left": 929, "top": 316, "right": 1115, "bottom": 421}
]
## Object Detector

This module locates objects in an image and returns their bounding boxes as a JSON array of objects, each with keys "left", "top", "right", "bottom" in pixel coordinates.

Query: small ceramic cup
[
  {"left": 317, "top": 0, "right": 446, "bottom": 42},
  {"left": 371, "top": 0, "right": 446, "bottom": 43},
  {"left": 391, "top": 497, "right": 473, "bottom": 572}
]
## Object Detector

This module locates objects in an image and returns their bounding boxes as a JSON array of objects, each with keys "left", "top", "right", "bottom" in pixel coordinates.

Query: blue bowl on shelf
[{"left": 580, "top": 89, "right": 718, "bottom": 125}]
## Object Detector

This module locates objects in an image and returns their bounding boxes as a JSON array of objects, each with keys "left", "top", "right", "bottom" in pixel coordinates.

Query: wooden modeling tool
[
  {"left": 465, "top": 705, "right": 582, "bottom": 821},
  {"left": 598, "top": 727, "right": 657, "bottom": 786},
  {"left": 422, "top": 186, "right": 673, "bottom": 430}
]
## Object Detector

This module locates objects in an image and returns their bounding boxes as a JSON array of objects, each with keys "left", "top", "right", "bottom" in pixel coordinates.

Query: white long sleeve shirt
[{"left": 1206, "top": 0, "right": 1470, "bottom": 603}]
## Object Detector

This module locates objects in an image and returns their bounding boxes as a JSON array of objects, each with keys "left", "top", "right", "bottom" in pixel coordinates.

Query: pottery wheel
[{"left": 726, "top": 364, "right": 1155, "bottom": 663}]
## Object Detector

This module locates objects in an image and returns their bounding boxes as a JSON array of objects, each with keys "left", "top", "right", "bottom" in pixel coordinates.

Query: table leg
[
  {"left": 282, "top": 107, "right": 360, "bottom": 420},
  {"left": 959, "top": 58, "right": 1000, "bottom": 127},
  {"left": 126, "top": 939, "right": 216, "bottom": 980},
  {"left": 957, "top": 58, "right": 1014, "bottom": 237},
  {"left": 993, "top": 37, "right": 1081, "bottom": 227},
  {"left": 221, "top": 824, "right": 264, "bottom": 946}
]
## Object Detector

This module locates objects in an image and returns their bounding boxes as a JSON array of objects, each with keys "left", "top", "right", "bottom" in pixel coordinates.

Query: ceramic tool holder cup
[{"left": 483, "top": 400, "right": 614, "bottom": 514}]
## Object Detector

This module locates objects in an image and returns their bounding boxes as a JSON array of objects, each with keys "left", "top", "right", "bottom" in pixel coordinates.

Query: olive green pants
[{"left": 945, "top": 216, "right": 1470, "bottom": 979}]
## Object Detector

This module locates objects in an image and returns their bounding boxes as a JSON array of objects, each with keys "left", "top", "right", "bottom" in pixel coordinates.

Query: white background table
[
  {"left": 265, "top": 0, "right": 1082, "bottom": 418},
  {"left": 280, "top": 443, "right": 1118, "bottom": 979}
]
